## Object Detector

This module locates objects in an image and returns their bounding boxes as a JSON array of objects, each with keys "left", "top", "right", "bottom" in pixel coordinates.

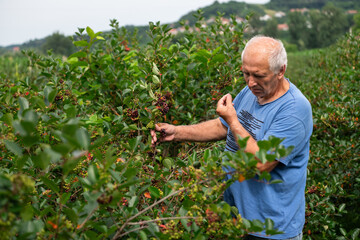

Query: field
[{"left": 0, "top": 16, "right": 359, "bottom": 239}]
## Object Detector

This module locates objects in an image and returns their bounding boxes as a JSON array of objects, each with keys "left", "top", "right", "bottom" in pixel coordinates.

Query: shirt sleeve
[{"left": 262, "top": 115, "right": 306, "bottom": 166}]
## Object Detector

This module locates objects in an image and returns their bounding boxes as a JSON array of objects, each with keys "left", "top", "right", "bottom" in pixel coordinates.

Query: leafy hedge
[{"left": 0, "top": 12, "right": 359, "bottom": 240}]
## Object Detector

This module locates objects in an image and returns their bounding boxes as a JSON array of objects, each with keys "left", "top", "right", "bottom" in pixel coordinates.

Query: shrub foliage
[{"left": 0, "top": 12, "right": 359, "bottom": 240}]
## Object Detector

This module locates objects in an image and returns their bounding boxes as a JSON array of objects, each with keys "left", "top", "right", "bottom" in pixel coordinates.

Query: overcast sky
[{"left": 0, "top": 0, "right": 269, "bottom": 47}]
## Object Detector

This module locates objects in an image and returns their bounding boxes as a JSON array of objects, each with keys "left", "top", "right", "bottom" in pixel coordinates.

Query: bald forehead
[{"left": 243, "top": 36, "right": 280, "bottom": 57}]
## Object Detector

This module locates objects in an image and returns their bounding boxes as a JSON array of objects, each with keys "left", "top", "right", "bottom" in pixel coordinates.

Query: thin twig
[
  {"left": 112, "top": 188, "right": 185, "bottom": 239},
  {"left": 127, "top": 216, "right": 198, "bottom": 226},
  {"left": 77, "top": 206, "right": 98, "bottom": 230},
  {"left": 117, "top": 226, "right": 148, "bottom": 239}
]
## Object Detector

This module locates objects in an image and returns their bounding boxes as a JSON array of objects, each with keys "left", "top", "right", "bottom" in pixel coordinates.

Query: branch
[
  {"left": 77, "top": 206, "right": 98, "bottom": 230},
  {"left": 117, "top": 226, "right": 148, "bottom": 239},
  {"left": 127, "top": 216, "right": 198, "bottom": 226},
  {"left": 112, "top": 188, "right": 186, "bottom": 240}
]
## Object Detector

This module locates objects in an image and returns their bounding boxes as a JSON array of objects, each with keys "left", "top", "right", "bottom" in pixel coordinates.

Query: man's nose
[{"left": 247, "top": 76, "right": 257, "bottom": 87}]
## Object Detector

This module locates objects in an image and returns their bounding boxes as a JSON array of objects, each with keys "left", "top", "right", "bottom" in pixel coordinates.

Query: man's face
[{"left": 242, "top": 50, "right": 280, "bottom": 103}]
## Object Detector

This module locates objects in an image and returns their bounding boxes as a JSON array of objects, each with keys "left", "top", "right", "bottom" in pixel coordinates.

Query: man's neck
[{"left": 258, "top": 77, "right": 290, "bottom": 105}]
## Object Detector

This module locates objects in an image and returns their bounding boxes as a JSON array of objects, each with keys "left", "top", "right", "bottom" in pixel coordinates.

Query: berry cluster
[
  {"left": 54, "top": 90, "right": 76, "bottom": 103},
  {"left": 160, "top": 128, "right": 166, "bottom": 138},
  {"left": 155, "top": 92, "right": 172, "bottom": 115},
  {"left": 126, "top": 108, "right": 139, "bottom": 121}
]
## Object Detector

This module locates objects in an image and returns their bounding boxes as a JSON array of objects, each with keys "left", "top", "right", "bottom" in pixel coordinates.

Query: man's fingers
[{"left": 155, "top": 123, "right": 162, "bottom": 131}]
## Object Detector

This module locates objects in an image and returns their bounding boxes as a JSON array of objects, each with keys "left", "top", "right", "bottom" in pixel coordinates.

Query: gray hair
[{"left": 241, "top": 35, "right": 287, "bottom": 74}]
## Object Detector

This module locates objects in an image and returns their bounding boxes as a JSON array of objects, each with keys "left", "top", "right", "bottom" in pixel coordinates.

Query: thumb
[
  {"left": 225, "top": 93, "right": 232, "bottom": 102},
  {"left": 155, "top": 123, "right": 162, "bottom": 131}
]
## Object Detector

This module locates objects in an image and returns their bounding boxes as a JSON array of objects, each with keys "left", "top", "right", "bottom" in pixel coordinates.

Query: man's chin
[{"left": 251, "top": 90, "right": 263, "bottom": 97}]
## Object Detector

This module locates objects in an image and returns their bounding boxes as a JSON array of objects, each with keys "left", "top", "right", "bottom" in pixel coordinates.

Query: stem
[
  {"left": 116, "top": 226, "right": 148, "bottom": 239},
  {"left": 77, "top": 206, "right": 98, "bottom": 230},
  {"left": 127, "top": 216, "right": 198, "bottom": 226},
  {"left": 112, "top": 188, "right": 185, "bottom": 240}
]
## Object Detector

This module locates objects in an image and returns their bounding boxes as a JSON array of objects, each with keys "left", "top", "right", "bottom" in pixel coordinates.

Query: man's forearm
[
  {"left": 174, "top": 119, "right": 227, "bottom": 142},
  {"left": 228, "top": 121, "right": 259, "bottom": 155}
]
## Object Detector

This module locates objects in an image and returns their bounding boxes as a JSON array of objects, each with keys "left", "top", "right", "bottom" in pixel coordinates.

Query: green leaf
[
  {"left": 256, "top": 149, "right": 267, "bottom": 164},
  {"left": 30, "top": 96, "right": 46, "bottom": 109},
  {"left": 33, "top": 152, "right": 51, "bottom": 169},
  {"left": 73, "top": 40, "right": 88, "bottom": 47},
  {"left": 163, "top": 157, "right": 173, "bottom": 169},
  {"left": 127, "top": 136, "right": 142, "bottom": 152},
  {"left": 61, "top": 192, "right": 72, "bottom": 205},
  {"left": 265, "top": 218, "right": 274, "bottom": 230},
  {"left": 89, "top": 134, "right": 111, "bottom": 150},
  {"left": 87, "top": 165, "right": 99, "bottom": 185},
  {"left": 152, "top": 75, "right": 160, "bottom": 84},
  {"left": 71, "top": 61, "right": 88, "bottom": 68},
  {"left": 231, "top": 206, "right": 239, "bottom": 216},
  {"left": 148, "top": 186, "right": 160, "bottom": 198},
  {"left": 258, "top": 140, "right": 271, "bottom": 150},
  {"left": 242, "top": 218, "right": 251, "bottom": 229},
  {"left": 104, "top": 146, "right": 117, "bottom": 170},
  {"left": 223, "top": 203, "right": 231, "bottom": 216},
  {"left": 128, "top": 196, "right": 139, "bottom": 207},
  {"left": 63, "top": 208, "right": 78, "bottom": 224},
  {"left": 76, "top": 128, "right": 90, "bottom": 149},
  {"left": 86, "top": 26, "right": 95, "bottom": 39},
  {"left": 43, "top": 86, "right": 57, "bottom": 106},
  {"left": 139, "top": 231, "right": 148, "bottom": 240},
  {"left": 259, "top": 171, "right": 271, "bottom": 181},
  {"left": 250, "top": 219, "right": 264, "bottom": 232},
  {"left": 339, "top": 203, "right": 346, "bottom": 212},
  {"left": 4, "top": 140, "right": 23, "bottom": 156},
  {"left": 124, "top": 167, "right": 138, "bottom": 179},
  {"left": 40, "top": 176, "right": 59, "bottom": 193},
  {"left": 146, "top": 120, "right": 155, "bottom": 129},
  {"left": 270, "top": 179, "right": 283, "bottom": 184},
  {"left": 52, "top": 143, "right": 73, "bottom": 155},
  {"left": 21, "top": 205, "right": 34, "bottom": 220},
  {"left": 152, "top": 62, "right": 160, "bottom": 75},
  {"left": 68, "top": 51, "right": 87, "bottom": 59},
  {"left": 352, "top": 228, "right": 360, "bottom": 240},
  {"left": 18, "top": 97, "right": 29, "bottom": 114},
  {"left": 211, "top": 54, "right": 226, "bottom": 64},
  {"left": 1, "top": 113, "right": 13, "bottom": 126}
]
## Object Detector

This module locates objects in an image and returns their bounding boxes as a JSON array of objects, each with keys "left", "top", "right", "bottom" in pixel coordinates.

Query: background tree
[
  {"left": 41, "top": 32, "right": 75, "bottom": 56},
  {"left": 307, "top": 4, "right": 349, "bottom": 48},
  {"left": 248, "top": 12, "right": 263, "bottom": 35},
  {"left": 352, "top": 12, "right": 360, "bottom": 33},
  {"left": 262, "top": 18, "right": 279, "bottom": 38},
  {"left": 288, "top": 11, "right": 309, "bottom": 50}
]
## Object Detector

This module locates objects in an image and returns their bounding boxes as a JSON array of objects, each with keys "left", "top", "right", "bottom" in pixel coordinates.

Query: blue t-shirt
[{"left": 220, "top": 80, "right": 313, "bottom": 239}]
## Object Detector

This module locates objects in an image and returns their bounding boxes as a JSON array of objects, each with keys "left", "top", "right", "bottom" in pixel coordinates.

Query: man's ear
[{"left": 278, "top": 65, "right": 286, "bottom": 79}]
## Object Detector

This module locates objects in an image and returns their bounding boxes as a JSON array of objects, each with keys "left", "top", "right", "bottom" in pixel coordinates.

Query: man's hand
[
  {"left": 150, "top": 123, "right": 176, "bottom": 147},
  {"left": 216, "top": 94, "right": 237, "bottom": 125}
]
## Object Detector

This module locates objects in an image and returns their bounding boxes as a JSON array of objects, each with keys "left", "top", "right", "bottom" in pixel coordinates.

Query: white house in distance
[
  {"left": 275, "top": 11, "right": 286, "bottom": 18},
  {"left": 260, "top": 14, "right": 271, "bottom": 21}
]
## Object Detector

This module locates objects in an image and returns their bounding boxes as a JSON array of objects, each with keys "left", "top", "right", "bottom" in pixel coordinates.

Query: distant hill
[
  {"left": 177, "top": 1, "right": 265, "bottom": 26},
  {"left": 266, "top": 0, "right": 360, "bottom": 10},
  {"left": 0, "top": 0, "right": 359, "bottom": 54}
]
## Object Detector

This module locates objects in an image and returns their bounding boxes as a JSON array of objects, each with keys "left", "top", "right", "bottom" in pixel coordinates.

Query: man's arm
[
  {"left": 151, "top": 118, "right": 228, "bottom": 146},
  {"left": 216, "top": 94, "right": 279, "bottom": 172}
]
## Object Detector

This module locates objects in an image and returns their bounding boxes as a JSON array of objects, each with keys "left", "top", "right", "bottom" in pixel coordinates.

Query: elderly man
[{"left": 151, "top": 35, "right": 313, "bottom": 240}]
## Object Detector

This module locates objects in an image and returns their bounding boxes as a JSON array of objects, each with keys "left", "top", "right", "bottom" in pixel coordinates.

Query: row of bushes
[{"left": 0, "top": 12, "right": 359, "bottom": 239}]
